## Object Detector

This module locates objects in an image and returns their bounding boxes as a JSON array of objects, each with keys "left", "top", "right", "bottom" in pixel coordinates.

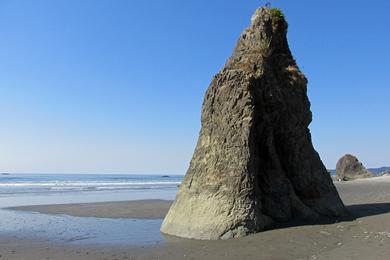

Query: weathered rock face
[
  {"left": 336, "top": 154, "right": 374, "bottom": 181},
  {"left": 161, "top": 7, "right": 346, "bottom": 240}
]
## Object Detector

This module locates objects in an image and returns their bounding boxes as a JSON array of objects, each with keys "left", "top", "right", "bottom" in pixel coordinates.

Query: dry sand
[{"left": 2, "top": 178, "right": 390, "bottom": 259}]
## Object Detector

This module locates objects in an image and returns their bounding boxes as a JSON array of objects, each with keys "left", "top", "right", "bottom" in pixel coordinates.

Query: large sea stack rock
[
  {"left": 336, "top": 154, "right": 374, "bottom": 181},
  {"left": 161, "top": 7, "right": 346, "bottom": 240}
]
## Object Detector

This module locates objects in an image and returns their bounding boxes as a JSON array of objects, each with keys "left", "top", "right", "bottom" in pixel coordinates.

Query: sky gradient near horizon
[{"left": 0, "top": 0, "right": 389, "bottom": 174}]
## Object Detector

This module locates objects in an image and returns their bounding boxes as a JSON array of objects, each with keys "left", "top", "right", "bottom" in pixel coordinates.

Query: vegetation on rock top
[{"left": 270, "top": 8, "right": 284, "bottom": 20}]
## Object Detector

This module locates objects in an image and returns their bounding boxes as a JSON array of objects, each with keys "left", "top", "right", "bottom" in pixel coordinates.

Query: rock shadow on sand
[{"left": 264, "top": 202, "right": 390, "bottom": 231}]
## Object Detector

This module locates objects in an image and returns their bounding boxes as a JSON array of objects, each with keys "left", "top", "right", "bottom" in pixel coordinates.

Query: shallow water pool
[{"left": 0, "top": 208, "right": 165, "bottom": 245}]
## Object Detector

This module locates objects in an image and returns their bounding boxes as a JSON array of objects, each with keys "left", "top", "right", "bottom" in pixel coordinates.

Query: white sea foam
[
  {"left": 0, "top": 181, "right": 181, "bottom": 187},
  {"left": 0, "top": 174, "right": 183, "bottom": 196}
]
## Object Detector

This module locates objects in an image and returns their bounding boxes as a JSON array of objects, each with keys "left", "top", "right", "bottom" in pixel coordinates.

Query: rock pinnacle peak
[{"left": 250, "top": 7, "right": 270, "bottom": 24}]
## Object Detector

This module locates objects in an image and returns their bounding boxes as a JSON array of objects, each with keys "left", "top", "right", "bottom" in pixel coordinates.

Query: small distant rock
[
  {"left": 336, "top": 154, "right": 374, "bottom": 181},
  {"left": 381, "top": 171, "right": 390, "bottom": 177}
]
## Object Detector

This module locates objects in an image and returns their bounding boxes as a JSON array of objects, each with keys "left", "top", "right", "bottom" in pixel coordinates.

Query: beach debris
[
  {"left": 336, "top": 154, "right": 374, "bottom": 181},
  {"left": 336, "top": 225, "right": 344, "bottom": 232},
  {"left": 376, "top": 231, "right": 390, "bottom": 239},
  {"left": 160, "top": 6, "right": 346, "bottom": 240}
]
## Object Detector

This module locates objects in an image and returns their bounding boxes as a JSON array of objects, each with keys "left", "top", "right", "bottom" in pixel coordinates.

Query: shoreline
[
  {"left": 8, "top": 177, "right": 390, "bottom": 219},
  {"left": 7, "top": 199, "right": 173, "bottom": 219},
  {"left": 1, "top": 180, "right": 390, "bottom": 259}
]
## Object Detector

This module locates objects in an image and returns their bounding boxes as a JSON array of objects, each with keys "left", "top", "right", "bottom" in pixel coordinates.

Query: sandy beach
[
  {"left": 8, "top": 199, "right": 172, "bottom": 219},
  {"left": 1, "top": 178, "right": 390, "bottom": 259}
]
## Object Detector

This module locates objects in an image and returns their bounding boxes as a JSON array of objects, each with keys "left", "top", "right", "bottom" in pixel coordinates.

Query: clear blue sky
[{"left": 0, "top": 0, "right": 389, "bottom": 174}]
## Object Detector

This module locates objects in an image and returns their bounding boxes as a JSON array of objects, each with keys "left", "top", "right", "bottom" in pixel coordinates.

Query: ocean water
[
  {"left": 0, "top": 173, "right": 182, "bottom": 207},
  {"left": 0, "top": 173, "right": 182, "bottom": 196},
  {"left": 0, "top": 173, "right": 183, "bottom": 245}
]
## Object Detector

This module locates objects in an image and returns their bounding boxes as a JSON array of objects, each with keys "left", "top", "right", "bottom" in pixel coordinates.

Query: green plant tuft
[{"left": 270, "top": 8, "right": 284, "bottom": 20}]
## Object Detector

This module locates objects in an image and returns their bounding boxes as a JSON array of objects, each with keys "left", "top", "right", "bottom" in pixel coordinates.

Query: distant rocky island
[
  {"left": 335, "top": 154, "right": 374, "bottom": 181},
  {"left": 369, "top": 166, "right": 390, "bottom": 175},
  {"left": 329, "top": 162, "right": 390, "bottom": 178},
  {"left": 161, "top": 7, "right": 346, "bottom": 240}
]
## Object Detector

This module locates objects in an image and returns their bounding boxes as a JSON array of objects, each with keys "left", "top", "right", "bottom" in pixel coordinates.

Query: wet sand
[
  {"left": 8, "top": 199, "right": 172, "bottom": 219},
  {"left": 2, "top": 178, "right": 390, "bottom": 259}
]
